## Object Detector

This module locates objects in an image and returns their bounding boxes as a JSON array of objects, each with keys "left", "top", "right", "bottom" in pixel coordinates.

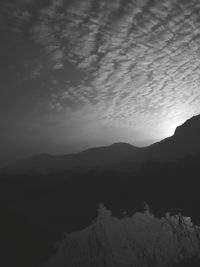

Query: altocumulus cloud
[
  {"left": 31, "top": 0, "right": 200, "bottom": 141},
  {"left": 2, "top": 0, "right": 200, "bottom": 150}
]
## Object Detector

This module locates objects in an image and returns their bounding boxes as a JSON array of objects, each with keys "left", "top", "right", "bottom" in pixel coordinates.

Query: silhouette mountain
[
  {"left": 3, "top": 114, "right": 200, "bottom": 174},
  {"left": 3, "top": 142, "right": 139, "bottom": 174},
  {"left": 142, "top": 114, "right": 200, "bottom": 161}
]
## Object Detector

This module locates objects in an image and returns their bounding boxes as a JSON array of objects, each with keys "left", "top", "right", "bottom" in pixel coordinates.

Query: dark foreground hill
[{"left": 44, "top": 205, "right": 200, "bottom": 267}]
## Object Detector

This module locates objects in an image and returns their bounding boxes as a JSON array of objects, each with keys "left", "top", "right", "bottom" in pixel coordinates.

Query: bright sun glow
[{"left": 162, "top": 118, "right": 186, "bottom": 137}]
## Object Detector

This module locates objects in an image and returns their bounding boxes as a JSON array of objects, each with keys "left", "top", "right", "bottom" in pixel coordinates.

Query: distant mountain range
[{"left": 2, "top": 114, "right": 200, "bottom": 174}]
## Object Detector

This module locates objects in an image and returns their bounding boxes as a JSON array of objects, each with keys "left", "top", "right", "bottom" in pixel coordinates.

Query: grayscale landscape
[{"left": 1, "top": 1, "right": 200, "bottom": 266}]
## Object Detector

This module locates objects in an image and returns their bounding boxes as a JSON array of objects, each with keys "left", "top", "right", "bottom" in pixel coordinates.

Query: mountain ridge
[{"left": 2, "top": 114, "right": 200, "bottom": 174}]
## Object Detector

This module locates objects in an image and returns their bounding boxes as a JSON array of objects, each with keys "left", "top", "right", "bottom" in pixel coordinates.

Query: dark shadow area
[
  {"left": 1, "top": 152, "right": 200, "bottom": 266},
  {"left": 173, "top": 257, "right": 200, "bottom": 267}
]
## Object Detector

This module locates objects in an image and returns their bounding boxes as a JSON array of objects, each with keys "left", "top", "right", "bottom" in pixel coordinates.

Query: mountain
[
  {"left": 142, "top": 114, "right": 200, "bottom": 161},
  {"left": 2, "top": 142, "right": 139, "bottom": 174},
  {"left": 2, "top": 114, "right": 200, "bottom": 174}
]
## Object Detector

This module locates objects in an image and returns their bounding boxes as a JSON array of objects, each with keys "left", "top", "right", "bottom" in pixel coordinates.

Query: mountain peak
[
  {"left": 109, "top": 142, "right": 138, "bottom": 150},
  {"left": 174, "top": 114, "right": 200, "bottom": 137},
  {"left": 109, "top": 142, "right": 136, "bottom": 147}
]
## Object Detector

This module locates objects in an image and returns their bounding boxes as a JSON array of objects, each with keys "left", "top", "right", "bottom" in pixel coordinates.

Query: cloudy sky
[{"left": 1, "top": 0, "right": 200, "bottom": 163}]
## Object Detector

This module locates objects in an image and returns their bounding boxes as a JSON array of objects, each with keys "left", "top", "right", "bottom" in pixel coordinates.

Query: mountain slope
[{"left": 142, "top": 114, "right": 200, "bottom": 161}]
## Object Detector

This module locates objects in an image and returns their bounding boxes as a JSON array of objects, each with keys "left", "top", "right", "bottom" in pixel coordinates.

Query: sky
[{"left": 1, "top": 0, "right": 200, "bottom": 164}]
